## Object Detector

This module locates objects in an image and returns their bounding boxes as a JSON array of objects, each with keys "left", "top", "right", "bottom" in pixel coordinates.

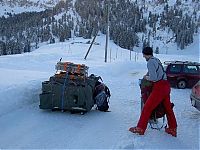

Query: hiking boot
[
  {"left": 165, "top": 127, "right": 177, "bottom": 137},
  {"left": 129, "top": 127, "right": 144, "bottom": 135}
]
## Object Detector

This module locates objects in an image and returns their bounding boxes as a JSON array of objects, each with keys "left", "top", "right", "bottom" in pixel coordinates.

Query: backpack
[{"left": 93, "top": 81, "right": 111, "bottom": 111}]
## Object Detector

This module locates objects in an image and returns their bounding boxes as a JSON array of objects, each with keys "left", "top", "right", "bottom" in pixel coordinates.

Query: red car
[
  {"left": 190, "top": 81, "right": 200, "bottom": 111},
  {"left": 164, "top": 61, "right": 200, "bottom": 89}
]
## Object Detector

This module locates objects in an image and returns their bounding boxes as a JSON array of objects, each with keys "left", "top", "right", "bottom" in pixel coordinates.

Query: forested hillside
[{"left": 0, "top": 0, "right": 199, "bottom": 55}]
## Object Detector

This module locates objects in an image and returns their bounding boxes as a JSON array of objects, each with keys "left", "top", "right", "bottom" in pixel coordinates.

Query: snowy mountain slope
[
  {"left": 132, "top": 0, "right": 199, "bottom": 16},
  {"left": 0, "top": 35, "right": 199, "bottom": 149},
  {"left": 1, "top": 0, "right": 198, "bottom": 16},
  {"left": 0, "top": 0, "right": 60, "bottom": 16},
  {"left": 0, "top": 0, "right": 199, "bottom": 56}
]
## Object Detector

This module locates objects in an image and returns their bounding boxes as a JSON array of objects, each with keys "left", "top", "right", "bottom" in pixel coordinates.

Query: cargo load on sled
[{"left": 39, "top": 61, "right": 110, "bottom": 113}]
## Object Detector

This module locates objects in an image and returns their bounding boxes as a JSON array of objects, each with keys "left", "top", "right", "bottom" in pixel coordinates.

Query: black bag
[{"left": 93, "top": 81, "right": 111, "bottom": 111}]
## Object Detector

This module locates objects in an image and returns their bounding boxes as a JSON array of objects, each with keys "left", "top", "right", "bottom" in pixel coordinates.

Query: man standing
[{"left": 129, "top": 47, "right": 177, "bottom": 137}]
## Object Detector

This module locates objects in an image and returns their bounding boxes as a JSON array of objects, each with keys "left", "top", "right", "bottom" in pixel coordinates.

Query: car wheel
[{"left": 177, "top": 80, "right": 187, "bottom": 89}]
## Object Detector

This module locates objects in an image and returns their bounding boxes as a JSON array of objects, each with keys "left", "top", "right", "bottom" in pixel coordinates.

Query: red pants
[{"left": 137, "top": 80, "right": 177, "bottom": 131}]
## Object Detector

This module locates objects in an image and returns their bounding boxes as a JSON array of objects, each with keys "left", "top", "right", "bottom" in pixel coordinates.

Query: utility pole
[{"left": 105, "top": 2, "right": 109, "bottom": 63}]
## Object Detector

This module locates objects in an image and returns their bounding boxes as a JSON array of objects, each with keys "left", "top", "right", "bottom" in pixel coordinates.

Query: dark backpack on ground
[{"left": 93, "top": 80, "right": 111, "bottom": 111}]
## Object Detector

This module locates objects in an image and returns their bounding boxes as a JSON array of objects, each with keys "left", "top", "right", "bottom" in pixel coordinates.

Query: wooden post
[
  {"left": 105, "top": 2, "right": 109, "bottom": 63},
  {"left": 110, "top": 48, "right": 112, "bottom": 62},
  {"left": 84, "top": 33, "right": 97, "bottom": 60}
]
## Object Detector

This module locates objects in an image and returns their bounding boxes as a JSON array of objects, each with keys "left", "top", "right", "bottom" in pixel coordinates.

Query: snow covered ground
[{"left": 0, "top": 35, "right": 199, "bottom": 149}]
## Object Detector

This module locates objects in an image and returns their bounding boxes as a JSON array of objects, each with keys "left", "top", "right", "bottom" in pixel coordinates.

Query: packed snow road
[{"left": 0, "top": 39, "right": 199, "bottom": 149}]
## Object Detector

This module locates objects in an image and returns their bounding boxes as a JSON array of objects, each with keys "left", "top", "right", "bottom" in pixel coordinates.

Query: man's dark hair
[{"left": 142, "top": 47, "right": 153, "bottom": 55}]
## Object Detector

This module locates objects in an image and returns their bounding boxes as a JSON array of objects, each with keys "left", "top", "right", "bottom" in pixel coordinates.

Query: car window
[
  {"left": 169, "top": 64, "right": 181, "bottom": 73},
  {"left": 183, "top": 65, "right": 199, "bottom": 74}
]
